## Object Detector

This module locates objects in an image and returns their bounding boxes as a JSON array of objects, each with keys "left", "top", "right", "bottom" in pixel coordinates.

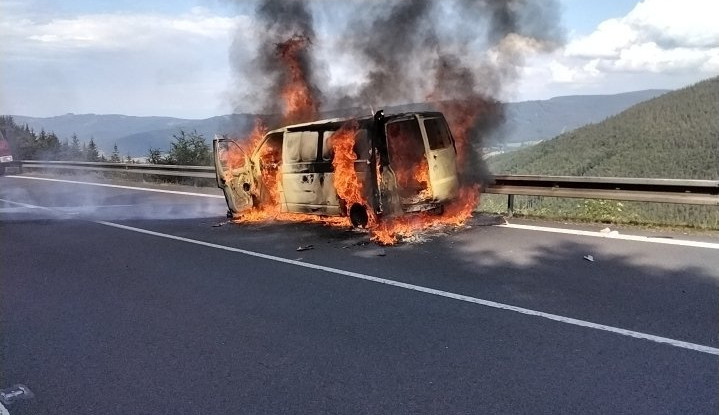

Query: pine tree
[
  {"left": 110, "top": 143, "right": 121, "bottom": 163},
  {"left": 86, "top": 138, "right": 100, "bottom": 161},
  {"left": 70, "top": 134, "right": 82, "bottom": 160},
  {"left": 60, "top": 139, "right": 71, "bottom": 160},
  {"left": 44, "top": 132, "right": 61, "bottom": 160}
]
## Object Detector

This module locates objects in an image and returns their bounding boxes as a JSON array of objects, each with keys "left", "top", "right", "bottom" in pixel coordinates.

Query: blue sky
[{"left": 1, "top": 0, "right": 717, "bottom": 118}]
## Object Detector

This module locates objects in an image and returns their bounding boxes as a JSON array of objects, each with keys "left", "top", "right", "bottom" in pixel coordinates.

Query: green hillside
[{"left": 489, "top": 76, "right": 719, "bottom": 180}]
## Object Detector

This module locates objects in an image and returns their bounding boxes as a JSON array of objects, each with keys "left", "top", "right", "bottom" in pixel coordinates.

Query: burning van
[{"left": 213, "top": 110, "right": 461, "bottom": 227}]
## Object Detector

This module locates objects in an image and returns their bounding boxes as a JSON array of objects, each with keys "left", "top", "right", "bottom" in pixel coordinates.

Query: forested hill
[{"left": 488, "top": 76, "right": 719, "bottom": 180}]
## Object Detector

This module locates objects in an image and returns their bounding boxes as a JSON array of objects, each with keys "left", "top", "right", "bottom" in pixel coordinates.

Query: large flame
[
  {"left": 225, "top": 119, "right": 478, "bottom": 243},
  {"left": 370, "top": 186, "right": 478, "bottom": 245},
  {"left": 222, "top": 35, "right": 479, "bottom": 244},
  {"left": 276, "top": 34, "right": 318, "bottom": 124},
  {"left": 330, "top": 121, "right": 373, "bottom": 219}
]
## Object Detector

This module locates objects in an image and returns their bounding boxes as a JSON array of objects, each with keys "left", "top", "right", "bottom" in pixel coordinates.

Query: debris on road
[
  {"left": 583, "top": 255, "right": 595, "bottom": 262},
  {"left": 296, "top": 244, "right": 314, "bottom": 252},
  {"left": 0, "top": 384, "right": 34, "bottom": 406}
]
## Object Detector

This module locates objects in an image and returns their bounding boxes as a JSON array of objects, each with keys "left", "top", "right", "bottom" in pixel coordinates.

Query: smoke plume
[
  {"left": 231, "top": 0, "right": 323, "bottom": 124},
  {"left": 229, "top": 0, "right": 564, "bottom": 182}
]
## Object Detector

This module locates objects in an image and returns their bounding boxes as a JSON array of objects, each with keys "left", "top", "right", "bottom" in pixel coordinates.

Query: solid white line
[
  {"left": 498, "top": 223, "right": 719, "bottom": 250},
  {"left": 5, "top": 175, "right": 225, "bottom": 199},
  {"left": 4, "top": 196, "right": 718, "bottom": 356},
  {"left": 96, "top": 219, "right": 719, "bottom": 356},
  {"left": 10, "top": 174, "right": 716, "bottom": 250},
  {"left": 0, "top": 198, "right": 60, "bottom": 212}
]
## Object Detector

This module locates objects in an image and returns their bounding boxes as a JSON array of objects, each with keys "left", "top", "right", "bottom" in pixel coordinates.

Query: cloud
[
  {"left": 563, "top": 0, "right": 719, "bottom": 74},
  {"left": 1, "top": 9, "right": 245, "bottom": 57},
  {"left": 513, "top": 0, "right": 719, "bottom": 101},
  {"left": 0, "top": 6, "right": 253, "bottom": 118}
]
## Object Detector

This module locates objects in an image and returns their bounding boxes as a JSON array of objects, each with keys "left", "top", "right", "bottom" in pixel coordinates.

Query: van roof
[{"left": 265, "top": 111, "right": 445, "bottom": 135}]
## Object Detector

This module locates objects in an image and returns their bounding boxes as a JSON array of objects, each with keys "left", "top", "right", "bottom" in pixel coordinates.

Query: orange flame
[
  {"left": 330, "top": 121, "right": 368, "bottom": 208},
  {"left": 225, "top": 118, "right": 479, "bottom": 243},
  {"left": 224, "top": 34, "right": 480, "bottom": 244},
  {"left": 369, "top": 186, "right": 478, "bottom": 245},
  {"left": 276, "top": 35, "right": 318, "bottom": 124}
]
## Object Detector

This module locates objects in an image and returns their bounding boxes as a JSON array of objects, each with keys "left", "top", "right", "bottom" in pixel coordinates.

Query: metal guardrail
[
  {"left": 17, "top": 161, "right": 719, "bottom": 208},
  {"left": 20, "top": 160, "right": 216, "bottom": 179},
  {"left": 486, "top": 175, "right": 719, "bottom": 209}
]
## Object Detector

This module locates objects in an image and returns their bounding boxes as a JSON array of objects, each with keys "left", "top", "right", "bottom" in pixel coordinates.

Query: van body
[{"left": 213, "top": 111, "right": 460, "bottom": 224}]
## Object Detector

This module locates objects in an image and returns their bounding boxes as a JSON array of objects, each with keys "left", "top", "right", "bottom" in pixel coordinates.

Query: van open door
[
  {"left": 213, "top": 136, "right": 254, "bottom": 216},
  {"left": 421, "top": 116, "right": 459, "bottom": 201}
]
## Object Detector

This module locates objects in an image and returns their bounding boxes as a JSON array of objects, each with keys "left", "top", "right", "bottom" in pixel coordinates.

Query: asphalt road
[{"left": 1, "top": 174, "right": 718, "bottom": 414}]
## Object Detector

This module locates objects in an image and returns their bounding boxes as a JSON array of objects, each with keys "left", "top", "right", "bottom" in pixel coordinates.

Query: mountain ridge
[
  {"left": 488, "top": 77, "right": 719, "bottom": 180},
  {"left": 9, "top": 89, "right": 669, "bottom": 156}
]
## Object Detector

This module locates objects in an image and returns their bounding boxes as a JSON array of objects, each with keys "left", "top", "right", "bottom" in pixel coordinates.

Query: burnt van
[{"left": 213, "top": 111, "right": 460, "bottom": 226}]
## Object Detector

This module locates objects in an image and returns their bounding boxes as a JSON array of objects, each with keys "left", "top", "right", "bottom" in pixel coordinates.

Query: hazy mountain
[
  {"left": 10, "top": 89, "right": 668, "bottom": 156},
  {"left": 488, "top": 89, "right": 669, "bottom": 145},
  {"left": 488, "top": 77, "right": 719, "bottom": 179},
  {"left": 10, "top": 113, "right": 257, "bottom": 156}
]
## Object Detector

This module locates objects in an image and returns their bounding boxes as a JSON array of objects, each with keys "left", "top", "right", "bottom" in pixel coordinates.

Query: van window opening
[
  {"left": 424, "top": 117, "right": 453, "bottom": 150},
  {"left": 258, "top": 132, "right": 282, "bottom": 171},
  {"left": 386, "top": 119, "right": 428, "bottom": 198},
  {"left": 218, "top": 141, "right": 247, "bottom": 169}
]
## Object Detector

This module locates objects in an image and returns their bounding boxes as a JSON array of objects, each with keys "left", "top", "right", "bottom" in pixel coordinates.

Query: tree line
[
  {"left": 0, "top": 115, "right": 127, "bottom": 162},
  {"left": 1, "top": 116, "right": 213, "bottom": 166}
]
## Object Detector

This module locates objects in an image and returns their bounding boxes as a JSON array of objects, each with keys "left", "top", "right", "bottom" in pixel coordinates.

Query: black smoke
[
  {"left": 230, "top": 0, "right": 323, "bottom": 123},
  {"left": 229, "top": 0, "right": 564, "bottom": 183}
]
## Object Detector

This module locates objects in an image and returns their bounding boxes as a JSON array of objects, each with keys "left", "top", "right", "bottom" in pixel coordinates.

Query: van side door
[
  {"left": 214, "top": 137, "right": 254, "bottom": 216},
  {"left": 421, "top": 116, "right": 459, "bottom": 201}
]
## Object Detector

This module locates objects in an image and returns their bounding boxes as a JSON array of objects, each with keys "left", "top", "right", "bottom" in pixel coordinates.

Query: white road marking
[
  {"left": 0, "top": 204, "right": 134, "bottom": 213},
  {"left": 5, "top": 175, "right": 224, "bottom": 199},
  {"left": 0, "top": 198, "right": 59, "bottom": 212},
  {"left": 95, "top": 219, "right": 719, "bottom": 356},
  {"left": 7, "top": 175, "right": 717, "bottom": 250},
  {"left": 2, "top": 194, "right": 718, "bottom": 355},
  {"left": 499, "top": 223, "right": 719, "bottom": 250},
  {"left": 0, "top": 402, "right": 9, "bottom": 415}
]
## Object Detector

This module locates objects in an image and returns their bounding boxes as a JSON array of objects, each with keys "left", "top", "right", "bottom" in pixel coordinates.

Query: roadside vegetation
[
  {"left": 146, "top": 130, "right": 212, "bottom": 166},
  {"left": 478, "top": 194, "right": 718, "bottom": 230},
  {"left": 484, "top": 76, "right": 719, "bottom": 229},
  {"left": 0, "top": 115, "right": 212, "bottom": 167}
]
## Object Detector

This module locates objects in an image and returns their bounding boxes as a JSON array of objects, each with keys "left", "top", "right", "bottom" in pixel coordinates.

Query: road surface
[{"left": 1, "top": 174, "right": 718, "bottom": 414}]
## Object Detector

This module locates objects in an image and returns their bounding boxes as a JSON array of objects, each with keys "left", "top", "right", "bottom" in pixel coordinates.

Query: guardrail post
[{"left": 507, "top": 194, "right": 514, "bottom": 217}]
